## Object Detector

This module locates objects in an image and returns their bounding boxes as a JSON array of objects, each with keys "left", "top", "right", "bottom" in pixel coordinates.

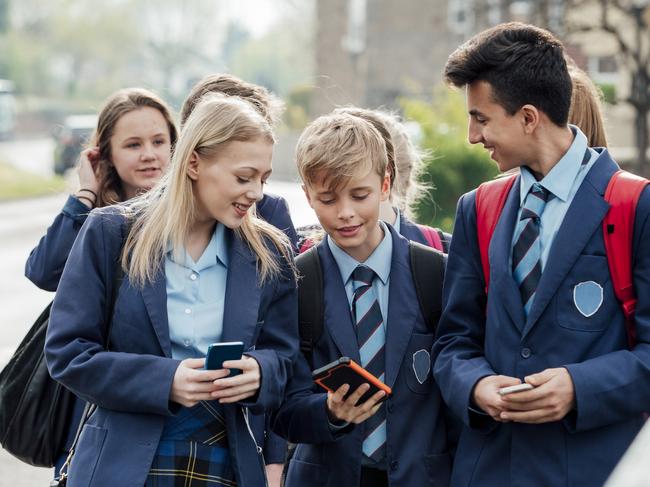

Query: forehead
[
  {"left": 113, "top": 107, "right": 168, "bottom": 138},
  {"left": 214, "top": 138, "right": 273, "bottom": 172},
  {"left": 466, "top": 80, "right": 505, "bottom": 115},
  {"left": 309, "top": 168, "right": 382, "bottom": 193}
]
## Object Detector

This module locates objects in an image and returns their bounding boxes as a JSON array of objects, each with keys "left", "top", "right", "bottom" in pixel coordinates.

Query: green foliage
[
  {"left": 0, "top": 162, "right": 65, "bottom": 201},
  {"left": 402, "top": 87, "right": 499, "bottom": 232},
  {"left": 597, "top": 83, "right": 616, "bottom": 104}
]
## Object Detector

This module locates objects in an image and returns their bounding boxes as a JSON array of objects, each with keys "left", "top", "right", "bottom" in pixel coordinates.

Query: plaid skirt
[{"left": 145, "top": 401, "right": 236, "bottom": 487}]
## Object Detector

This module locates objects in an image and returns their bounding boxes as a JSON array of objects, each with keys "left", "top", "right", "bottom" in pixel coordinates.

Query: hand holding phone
[
  {"left": 312, "top": 357, "right": 392, "bottom": 404},
  {"left": 498, "top": 383, "right": 534, "bottom": 396},
  {"left": 205, "top": 341, "right": 244, "bottom": 376}
]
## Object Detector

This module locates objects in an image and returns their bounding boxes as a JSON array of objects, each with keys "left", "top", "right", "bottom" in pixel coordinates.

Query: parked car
[{"left": 53, "top": 114, "right": 97, "bottom": 175}]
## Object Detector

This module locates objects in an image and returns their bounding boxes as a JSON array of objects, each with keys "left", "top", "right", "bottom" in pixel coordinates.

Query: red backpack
[{"left": 475, "top": 170, "right": 649, "bottom": 348}]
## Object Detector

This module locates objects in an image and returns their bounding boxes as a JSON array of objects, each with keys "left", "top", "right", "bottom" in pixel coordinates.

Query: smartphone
[
  {"left": 205, "top": 341, "right": 244, "bottom": 376},
  {"left": 498, "top": 383, "right": 534, "bottom": 396},
  {"left": 312, "top": 357, "right": 392, "bottom": 405}
]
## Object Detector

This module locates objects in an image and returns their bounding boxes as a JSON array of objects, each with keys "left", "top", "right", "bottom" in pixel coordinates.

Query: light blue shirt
[
  {"left": 165, "top": 223, "right": 229, "bottom": 360},
  {"left": 512, "top": 125, "right": 598, "bottom": 269},
  {"left": 327, "top": 221, "right": 392, "bottom": 323}
]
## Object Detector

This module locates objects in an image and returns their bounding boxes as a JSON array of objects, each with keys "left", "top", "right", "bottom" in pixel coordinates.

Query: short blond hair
[{"left": 296, "top": 112, "right": 388, "bottom": 191}]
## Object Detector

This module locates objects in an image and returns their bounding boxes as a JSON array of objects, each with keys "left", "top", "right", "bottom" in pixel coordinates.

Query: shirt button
[
  {"left": 184, "top": 339, "right": 191, "bottom": 347},
  {"left": 190, "top": 273, "right": 197, "bottom": 281},
  {"left": 390, "top": 460, "right": 399, "bottom": 472},
  {"left": 185, "top": 308, "right": 192, "bottom": 315},
  {"left": 521, "top": 348, "right": 531, "bottom": 359}
]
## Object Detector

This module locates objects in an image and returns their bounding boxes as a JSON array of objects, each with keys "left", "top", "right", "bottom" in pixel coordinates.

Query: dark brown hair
[
  {"left": 180, "top": 74, "right": 284, "bottom": 127},
  {"left": 444, "top": 22, "right": 572, "bottom": 126},
  {"left": 92, "top": 88, "right": 178, "bottom": 207}
]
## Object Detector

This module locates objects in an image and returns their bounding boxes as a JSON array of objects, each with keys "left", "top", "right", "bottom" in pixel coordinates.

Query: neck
[
  {"left": 187, "top": 218, "right": 217, "bottom": 262},
  {"left": 524, "top": 125, "right": 574, "bottom": 180},
  {"left": 379, "top": 202, "right": 398, "bottom": 225}
]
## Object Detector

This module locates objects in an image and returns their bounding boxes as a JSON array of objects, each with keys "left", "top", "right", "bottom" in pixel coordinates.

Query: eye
[
  {"left": 319, "top": 198, "right": 335, "bottom": 205},
  {"left": 153, "top": 139, "right": 167, "bottom": 146},
  {"left": 126, "top": 142, "right": 140, "bottom": 149},
  {"left": 352, "top": 194, "right": 369, "bottom": 201},
  {"left": 237, "top": 177, "right": 250, "bottom": 184}
]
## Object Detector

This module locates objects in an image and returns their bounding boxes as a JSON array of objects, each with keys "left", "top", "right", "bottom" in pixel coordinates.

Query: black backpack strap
[
  {"left": 295, "top": 246, "right": 324, "bottom": 367},
  {"left": 436, "top": 228, "right": 450, "bottom": 253},
  {"left": 409, "top": 241, "right": 445, "bottom": 334}
]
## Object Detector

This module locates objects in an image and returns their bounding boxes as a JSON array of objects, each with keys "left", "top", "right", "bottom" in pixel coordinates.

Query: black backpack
[{"left": 295, "top": 241, "right": 445, "bottom": 366}]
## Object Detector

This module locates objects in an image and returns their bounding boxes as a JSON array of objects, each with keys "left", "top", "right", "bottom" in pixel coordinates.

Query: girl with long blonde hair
[{"left": 45, "top": 94, "right": 297, "bottom": 487}]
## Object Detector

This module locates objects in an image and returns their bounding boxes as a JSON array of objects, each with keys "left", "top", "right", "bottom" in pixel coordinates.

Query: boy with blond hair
[{"left": 274, "top": 112, "right": 453, "bottom": 487}]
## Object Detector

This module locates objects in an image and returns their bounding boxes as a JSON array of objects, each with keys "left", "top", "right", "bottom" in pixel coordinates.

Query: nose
[
  {"left": 246, "top": 180, "right": 264, "bottom": 203},
  {"left": 468, "top": 120, "right": 482, "bottom": 145},
  {"left": 140, "top": 142, "right": 156, "bottom": 161},
  {"left": 337, "top": 200, "right": 355, "bottom": 221}
]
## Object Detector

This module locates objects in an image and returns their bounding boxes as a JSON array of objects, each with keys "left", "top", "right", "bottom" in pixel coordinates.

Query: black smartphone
[
  {"left": 205, "top": 341, "right": 244, "bottom": 376},
  {"left": 312, "top": 357, "right": 392, "bottom": 404}
]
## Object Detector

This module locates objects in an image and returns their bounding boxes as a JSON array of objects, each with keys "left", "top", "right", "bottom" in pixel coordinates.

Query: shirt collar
[
  {"left": 327, "top": 221, "right": 392, "bottom": 286},
  {"left": 166, "top": 223, "right": 229, "bottom": 271},
  {"left": 520, "top": 125, "right": 588, "bottom": 203}
]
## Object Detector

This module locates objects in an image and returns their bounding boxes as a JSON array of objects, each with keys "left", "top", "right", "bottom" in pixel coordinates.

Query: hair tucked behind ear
[{"left": 123, "top": 93, "right": 292, "bottom": 287}]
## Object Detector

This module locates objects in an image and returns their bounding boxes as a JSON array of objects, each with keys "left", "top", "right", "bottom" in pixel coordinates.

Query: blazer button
[
  {"left": 390, "top": 460, "right": 399, "bottom": 472},
  {"left": 521, "top": 347, "right": 531, "bottom": 359}
]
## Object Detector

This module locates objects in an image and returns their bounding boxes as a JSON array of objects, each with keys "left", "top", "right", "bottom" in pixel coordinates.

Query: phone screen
[{"left": 205, "top": 341, "right": 244, "bottom": 375}]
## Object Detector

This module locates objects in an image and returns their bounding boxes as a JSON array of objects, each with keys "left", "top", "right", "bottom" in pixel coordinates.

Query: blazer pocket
[
  {"left": 67, "top": 424, "right": 107, "bottom": 487},
  {"left": 556, "top": 255, "right": 614, "bottom": 332},
  {"left": 425, "top": 452, "right": 452, "bottom": 487},
  {"left": 285, "top": 458, "right": 328, "bottom": 487},
  {"left": 404, "top": 333, "right": 435, "bottom": 394}
]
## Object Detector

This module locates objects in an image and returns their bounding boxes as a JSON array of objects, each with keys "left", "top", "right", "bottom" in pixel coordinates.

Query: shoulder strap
[
  {"left": 603, "top": 170, "right": 649, "bottom": 348},
  {"left": 295, "top": 246, "right": 323, "bottom": 366},
  {"left": 409, "top": 241, "right": 445, "bottom": 333},
  {"left": 416, "top": 223, "right": 444, "bottom": 252},
  {"left": 475, "top": 175, "right": 517, "bottom": 294}
]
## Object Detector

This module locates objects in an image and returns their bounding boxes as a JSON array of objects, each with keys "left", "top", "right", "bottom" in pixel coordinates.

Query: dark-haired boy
[{"left": 433, "top": 22, "right": 650, "bottom": 487}]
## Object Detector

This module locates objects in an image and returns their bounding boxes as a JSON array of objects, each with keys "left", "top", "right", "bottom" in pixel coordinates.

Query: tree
[{"left": 566, "top": 0, "right": 650, "bottom": 175}]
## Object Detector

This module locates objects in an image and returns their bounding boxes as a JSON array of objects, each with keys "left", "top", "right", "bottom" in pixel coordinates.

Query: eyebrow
[
  {"left": 121, "top": 132, "right": 168, "bottom": 142},
  {"left": 237, "top": 167, "right": 273, "bottom": 176},
  {"left": 469, "top": 109, "right": 486, "bottom": 118}
]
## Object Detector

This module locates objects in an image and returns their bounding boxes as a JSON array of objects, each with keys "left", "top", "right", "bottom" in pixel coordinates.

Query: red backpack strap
[
  {"left": 475, "top": 175, "right": 517, "bottom": 293},
  {"left": 416, "top": 224, "right": 444, "bottom": 252},
  {"left": 298, "top": 238, "right": 315, "bottom": 254},
  {"left": 603, "top": 170, "right": 649, "bottom": 348}
]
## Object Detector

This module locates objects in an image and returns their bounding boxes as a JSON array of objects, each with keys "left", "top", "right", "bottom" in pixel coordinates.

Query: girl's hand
[
  {"left": 211, "top": 355, "right": 261, "bottom": 403},
  {"left": 326, "top": 383, "right": 386, "bottom": 424},
  {"left": 170, "top": 358, "right": 230, "bottom": 408},
  {"left": 77, "top": 147, "right": 101, "bottom": 194}
]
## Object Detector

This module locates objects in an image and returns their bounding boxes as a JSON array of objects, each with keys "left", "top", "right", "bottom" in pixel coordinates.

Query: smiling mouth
[
  {"left": 137, "top": 167, "right": 160, "bottom": 174},
  {"left": 233, "top": 202, "right": 250, "bottom": 215}
]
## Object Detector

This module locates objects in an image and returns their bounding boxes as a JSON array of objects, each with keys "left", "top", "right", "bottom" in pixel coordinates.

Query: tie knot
[
  {"left": 352, "top": 265, "right": 375, "bottom": 287},
  {"left": 521, "top": 183, "right": 552, "bottom": 221},
  {"left": 531, "top": 182, "right": 550, "bottom": 201}
]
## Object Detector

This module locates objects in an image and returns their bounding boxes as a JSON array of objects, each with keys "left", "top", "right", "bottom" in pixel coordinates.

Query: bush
[{"left": 401, "top": 87, "right": 499, "bottom": 232}]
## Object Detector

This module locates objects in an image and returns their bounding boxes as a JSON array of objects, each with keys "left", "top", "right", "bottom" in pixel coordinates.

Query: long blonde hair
[
  {"left": 568, "top": 66, "right": 608, "bottom": 147},
  {"left": 123, "top": 94, "right": 292, "bottom": 287}
]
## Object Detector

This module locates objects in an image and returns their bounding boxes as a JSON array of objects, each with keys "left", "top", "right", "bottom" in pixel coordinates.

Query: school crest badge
[
  {"left": 573, "top": 281, "right": 604, "bottom": 318},
  {"left": 412, "top": 349, "right": 431, "bottom": 385}
]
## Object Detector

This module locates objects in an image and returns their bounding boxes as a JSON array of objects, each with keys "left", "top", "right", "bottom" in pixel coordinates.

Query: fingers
[{"left": 212, "top": 382, "right": 259, "bottom": 401}]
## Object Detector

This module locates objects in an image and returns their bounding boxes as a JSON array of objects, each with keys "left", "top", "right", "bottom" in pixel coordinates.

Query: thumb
[
  {"left": 525, "top": 369, "right": 554, "bottom": 387},
  {"left": 183, "top": 357, "right": 208, "bottom": 370}
]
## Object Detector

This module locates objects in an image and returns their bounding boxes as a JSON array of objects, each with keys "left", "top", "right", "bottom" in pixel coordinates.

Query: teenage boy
[
  {"left": 433, "top": 22, "right": 650, "bottom": 487},
  {"left": 274, "top": 112, "right": 453, "bottom": 487}
]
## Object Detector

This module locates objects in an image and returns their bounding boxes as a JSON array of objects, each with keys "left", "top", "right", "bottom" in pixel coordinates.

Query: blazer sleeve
[
  {"left": 44, "top": 209, "right": 180, "bottom": 416},
  {"left": 564, "top": 187, "right": 650, "bottom": 432},
  {"left": 240, "top": 253, "right": 300, "bottom": 414},
  {"left": 25, "top": 195, "right": 91, "bottom": 291},
  {"left": 432, "top": 192, "right": 498, "bottom": 430}
]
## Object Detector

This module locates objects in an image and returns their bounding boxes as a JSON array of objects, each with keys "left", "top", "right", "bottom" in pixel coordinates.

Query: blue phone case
[{"left": 205, "top": 341, "right": 244, "bottom": 375}]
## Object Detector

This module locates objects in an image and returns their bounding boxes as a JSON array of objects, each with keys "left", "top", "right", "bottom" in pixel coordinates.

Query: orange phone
[{"left": 312, "top": 357, "right": 392, "bottom": 404}]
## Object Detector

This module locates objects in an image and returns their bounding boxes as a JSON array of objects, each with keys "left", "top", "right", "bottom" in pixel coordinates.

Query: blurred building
[{"left": 312, "top": 0, "right": 644, "bottom": 162}]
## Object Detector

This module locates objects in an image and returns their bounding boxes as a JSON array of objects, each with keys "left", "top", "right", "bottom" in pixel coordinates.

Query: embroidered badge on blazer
[
  {"left": 412, "top": 349, "right": 431, "bottom": 385},
  {"left": 573, "top": 281, "right": 604, "bottom": 317}
]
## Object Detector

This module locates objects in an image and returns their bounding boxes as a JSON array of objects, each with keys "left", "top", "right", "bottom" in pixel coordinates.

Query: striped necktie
[
  {"left": 351, "top": 265, "right": 386, "bottom": 463},
  {"left": 512, "top": 182, "right": 552, "bottom": 316}
]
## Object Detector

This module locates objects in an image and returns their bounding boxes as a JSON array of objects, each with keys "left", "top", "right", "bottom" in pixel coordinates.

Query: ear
[
  {"left": 380, "top": 173, "right": 391, "bottom": 202},
  {"left": 302, "top": 183, "right": 315, "bottom": 208},
  {"left": 520, "top": 105, "right": 539, "bottom": 134},
  {"left": 187, "top": 151, "right": 200, "bottom": 181}
]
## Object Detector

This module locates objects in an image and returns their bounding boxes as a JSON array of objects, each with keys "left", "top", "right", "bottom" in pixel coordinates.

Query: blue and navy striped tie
[
  {"left": 512, "top": 183, "right": 553, "bottom": 316},
  {"left": 351, "top": 265, "right": 386, "bottom": 463}
]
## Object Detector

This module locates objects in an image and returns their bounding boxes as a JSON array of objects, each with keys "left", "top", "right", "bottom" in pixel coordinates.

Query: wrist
[{"left": 75, "top": 194, "right": 95, "bottom": 209}]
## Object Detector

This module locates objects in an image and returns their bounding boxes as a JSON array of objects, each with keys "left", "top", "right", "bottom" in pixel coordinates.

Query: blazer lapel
[
  {"left": 523, "top": 152, "right": 615, "bottom": 337},
  {"left": 318, "top": 243, "right": 361, "bottom": 363},
  {"left": 221, "top": 233, "right": 261, "bottom": 350},
  {"left": 487, "top": 177, "right": 526, "bottom": 331},
  {"left": 141, "top": 268, "right": 172, "bottom": 357},
  {"left": 384, "top": 229, "right": 418, "bottom": 389}
]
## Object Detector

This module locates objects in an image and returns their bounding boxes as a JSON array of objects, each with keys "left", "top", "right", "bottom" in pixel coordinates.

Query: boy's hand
[
  {"left": 211, "top": 355, "right": 261, "bottom": 403},
  {"left": 472, "top": 375, "right": 522, "bottom": 422},
  {"left": 170, "top": 358, "right": 230, "bottom": 408},
  {"left": 500, "top": 367, "right": 575, "bottom": 423},
  {"left": 326, "top": 383, "right": 386, "bottom": 424},
  {"left": 265, "top": 463, "right": 283, "bottom": 487}
]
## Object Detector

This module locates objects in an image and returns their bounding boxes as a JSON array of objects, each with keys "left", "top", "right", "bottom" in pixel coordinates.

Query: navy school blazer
[
  {"left": 273, "top": 225, "right": 453, "bottom": 487},
  {"left": 433, "top": 150, "right": 650, "bottom": 487},
  {"left": 44, "top": 206, "right": 298, "bottom": 487}
]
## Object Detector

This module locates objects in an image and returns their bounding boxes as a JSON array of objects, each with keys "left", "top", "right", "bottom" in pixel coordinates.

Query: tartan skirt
[{"left": 145, "top": 401, "right": 236, "bottom": 487}]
